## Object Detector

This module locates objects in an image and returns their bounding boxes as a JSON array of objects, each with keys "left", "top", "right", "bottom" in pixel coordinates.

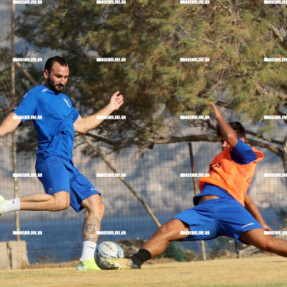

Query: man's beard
[{"left": 45, "top": 76, "right": 64, "bottom": 94}]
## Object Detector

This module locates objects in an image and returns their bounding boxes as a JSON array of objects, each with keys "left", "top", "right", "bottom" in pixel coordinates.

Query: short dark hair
[
  {"left": 216, "top": 121, "right": 246, "bottom": 138},
  {"left": 44, "top": 56, "right": 68, "bottom": 73}
]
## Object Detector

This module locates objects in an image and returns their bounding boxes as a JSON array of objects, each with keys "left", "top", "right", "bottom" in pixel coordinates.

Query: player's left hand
[
  {"left": 109, "top": 91, "right": 124, "bottom": 111},
  {"left": 262, "top": 224, "right": 272, "bottom": 231},
  {"left": 210, "top": 103, "right": 223, "bottom": 120}
]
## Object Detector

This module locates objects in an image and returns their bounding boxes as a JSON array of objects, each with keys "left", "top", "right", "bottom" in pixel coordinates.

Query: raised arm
[
  {"left": 211, "top": 103, "right": 238, "bottom": 147},
  {"left": 244, "top": 193, "right": 272, "bottom": 231},
  {"left": 74, "top": 91, "right": 124, "bottom": 134},
  {"left": 0, "top": 112, "right": 21, "bottom": 137}
]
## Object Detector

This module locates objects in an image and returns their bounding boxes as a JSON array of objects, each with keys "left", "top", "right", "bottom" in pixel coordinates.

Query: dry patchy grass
[{"left": 0, "top": 256, "right": 287, "bottom": 287}]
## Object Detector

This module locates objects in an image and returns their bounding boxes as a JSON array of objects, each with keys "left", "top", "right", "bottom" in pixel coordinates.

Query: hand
[
  {"left": 210, "top": 103, "right": 222, "bottom": 120},
  {"left": 262, "top": 224, "right": 272, "bottom": 231},
  {"left": 109, "top": 91, "right": 124, "bottom": 111}
]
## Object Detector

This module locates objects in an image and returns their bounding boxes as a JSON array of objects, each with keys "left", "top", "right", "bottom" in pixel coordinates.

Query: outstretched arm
[
  {"left": 211, "top": 103, "right": 238, "bottom": 147},
  {"left": 74, "top": 91, "right": 124, "bottom": 134},
  {"left": 244, "top": 193, "right": 272, "bottom": 231},
  {"left": 0, "top": 113, "right": 22, "bottom": 137}
]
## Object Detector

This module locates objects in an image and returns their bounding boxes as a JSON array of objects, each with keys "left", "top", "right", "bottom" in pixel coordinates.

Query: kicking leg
[
  {"left": 105, "top": 219, "right": 189, "bottom": 269},
  {"left": 240, "top": 228, "right": 287, "bottom": 257},
  {"left": 141, "top": 219, "right": 189, "bottom": 257}
]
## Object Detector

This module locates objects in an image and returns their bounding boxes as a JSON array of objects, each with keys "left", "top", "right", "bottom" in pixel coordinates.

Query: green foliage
[
  {"left": 208, "top": 236, "right": 236, "bottom": 259},
  {"left": 162, "top": 242, "right": 186, "bottom": 262},
  {"left": 184, "top": 249, "right": 199, "bottom": 262},
  {"left": 0, "top": 48, "right": 12, "bottom": 120},
  {"left": 13, "top": 0, "right": 286, "bottom": 149},
  {"left": 275, "top": 208, "right": 287, "bottom": 228}
]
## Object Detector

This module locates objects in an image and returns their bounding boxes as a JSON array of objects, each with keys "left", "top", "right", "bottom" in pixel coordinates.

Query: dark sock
[{"left": 131, "top": 248, "right": 151, "bottom": 266}]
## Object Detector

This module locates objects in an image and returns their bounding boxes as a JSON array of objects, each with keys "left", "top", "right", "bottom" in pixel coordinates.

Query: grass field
[{"left": 0, "top": 256, "right": 287, "bottom": 287}]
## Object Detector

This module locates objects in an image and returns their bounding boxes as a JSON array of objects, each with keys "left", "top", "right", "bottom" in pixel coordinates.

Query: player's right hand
[{"left": 109, "top": 91, "right": 124, "bottom": 111}]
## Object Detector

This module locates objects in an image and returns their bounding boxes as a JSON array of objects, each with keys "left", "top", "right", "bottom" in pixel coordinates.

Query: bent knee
[
  {"left": 82, "top": 195, "right": 105, "bottom": 213},
  {"left": 98, "top": 197, "right": 105, "bottom": 216},
  {"left": 52, "top": 192, "right": 70, "bottom": 211},
  {"left": 158, "top": 220, "right": 184, "bottom": 240},
  {"left": 99, "top": 200, "right": 105, "bottom": 213},
  {"left": 95, "top": 198, "right": 105, "bottom": 215},
  {"left": 56, "top": 200, "right": 70, "bottom": 211},
  {"left": 158, "top": 224, "right": 172, "bottom": 238}
]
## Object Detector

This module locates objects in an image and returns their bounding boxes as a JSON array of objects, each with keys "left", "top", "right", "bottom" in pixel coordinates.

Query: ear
[
  {"left": 240, "top": 137, "right": 246, "bottom": 143},
  {"left": 43, "top": 69, "right": 49, "bottom": 79}
]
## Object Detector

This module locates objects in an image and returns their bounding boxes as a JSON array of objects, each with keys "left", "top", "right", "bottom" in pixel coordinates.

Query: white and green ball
[{"left": 96, "top": 241, "right": 124, "bottom": 269}]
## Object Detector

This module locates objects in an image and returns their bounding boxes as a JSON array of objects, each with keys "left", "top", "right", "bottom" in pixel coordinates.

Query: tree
[{"left": 13, "top": 0, "right": 286, "bottom": 169}]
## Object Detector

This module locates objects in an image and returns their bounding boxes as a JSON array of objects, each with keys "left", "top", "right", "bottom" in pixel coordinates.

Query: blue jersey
[
  {"left": 194, "top": 138, "right": 257, "bottom": 205},
  {"left": 14, "top": 85, "right": 79, "bottom": 161}
]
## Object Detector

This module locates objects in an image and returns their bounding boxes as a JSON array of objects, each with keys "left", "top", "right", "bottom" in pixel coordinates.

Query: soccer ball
[{"left": 96, "top": 241, "right": 124, "bottom": 269}]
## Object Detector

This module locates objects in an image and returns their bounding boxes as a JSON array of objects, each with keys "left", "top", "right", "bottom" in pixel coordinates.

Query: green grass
[{"left": 0, "top": 256, "right": 287, "bottom": 287}]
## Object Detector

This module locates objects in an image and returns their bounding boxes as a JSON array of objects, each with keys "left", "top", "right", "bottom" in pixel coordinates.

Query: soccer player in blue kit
[
  {"left": 106, "top": 103, "right": 287, "bottom": 270},
  {"left": 0, "top": 56, "right": 124, "bottom": 271}
]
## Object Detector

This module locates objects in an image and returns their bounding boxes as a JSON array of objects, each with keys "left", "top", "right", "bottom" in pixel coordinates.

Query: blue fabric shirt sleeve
[
  {"left": 230, "top": 138, "right": 257, "bottom": 164},
  {"left": 14, "top": 91, "right": 38, "bottom": 124},
  {"left": 72, "top": 107, "right": 79, "bottom": 123}
]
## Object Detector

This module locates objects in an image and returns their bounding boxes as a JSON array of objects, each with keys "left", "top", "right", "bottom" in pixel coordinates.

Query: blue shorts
[
  {"left": 173, "top": 198, "right": 263, "bottom": 243},
  {"left": 36, "top": 155, "right": 100, "bottom": 212}
]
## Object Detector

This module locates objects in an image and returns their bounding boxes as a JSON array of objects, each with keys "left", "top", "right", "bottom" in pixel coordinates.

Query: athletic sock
[
  {"left": 0, "top": 198, "right": 20, "bottom": 214},
  {"left": 131, "top": 248, "right": 151, "bottom": 266},
  {"left": 80, "top": 241, "right": 97, "bottom": 261}
]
